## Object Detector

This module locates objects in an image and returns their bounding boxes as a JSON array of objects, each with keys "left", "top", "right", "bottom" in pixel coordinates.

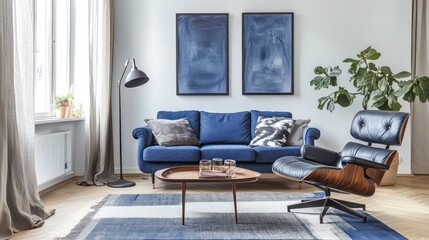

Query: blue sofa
[{"left": 132, "top": 110, "right": 320, "bottom": 183}]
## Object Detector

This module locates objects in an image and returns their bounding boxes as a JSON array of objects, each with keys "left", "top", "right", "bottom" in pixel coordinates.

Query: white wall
[{"left": 113, "top": 0, "right": 412, "bottom": 174}]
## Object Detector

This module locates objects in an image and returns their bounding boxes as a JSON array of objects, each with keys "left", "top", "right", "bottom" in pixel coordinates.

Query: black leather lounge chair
[{"left": 272, "top": 110, "right": 410, "bottom": 223}]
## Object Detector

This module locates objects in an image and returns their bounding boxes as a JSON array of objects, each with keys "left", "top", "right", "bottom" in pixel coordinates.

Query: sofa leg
[{"left": 151, "top": 173, "right": 155, "bottom": 189}]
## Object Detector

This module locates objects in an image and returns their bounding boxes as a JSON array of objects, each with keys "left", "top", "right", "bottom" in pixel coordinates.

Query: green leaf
[
  {"left": 387, "top": 94, "right": 400, "bottom": 110},
  {"left": 314, "top": 66, "right": 326, "bottom": 75},
  {"left": 317, "top": 96, "right": 329, "bottom": 110},
  {"left": 359, "top": 46, "right": 372, "bottom": 58},
  {"left": 327, "top": 100, "right": 335, "bottom": 112},
  {"left": 377, "top": 79, "right": 389, "bottom": 92},
  {"left": 380, "top": 66, "right": 393, "bottom": 75},
  {"left": 397, "top": 80, "right": 413, "bottom": 87},
  {"left": 394, "top": 71, "right": 411, "bottom": 79},
  {"left": 395, "top": 80, "right": 413, "bottom": 96},
  {"left": 368, "top": 63, "right": 377, "bottom": 71},
  {"left": 363, "top": 71, "right": 375, "bottom": 88},
  {"left": 353, "top": 68, "right": 367, "bottom": 86},
  {"left": 349, "top": 61, "right": 360, "bottom": 74},
  {"left": 403, "top": 91, "right": 416, "bottom": 102},
  {"left": 322, "top": 76, "right": 332, "bottom": 88},
  {"left": 378, "top": 101, "right": 393, "bottom": 111},
  {"left": 372, "top": 93, "right": 388, "bottom": 108},
  {"left": 367, "top": 52, "right": 381, "bottom": 60},
  {"left": 416, "top": 82, "right": 427, "bottom": 102},
  {"left": 362, "top": 94, "right": 370, "bottom": 110},
  {"left": 330, "top": 77, "right": 338, "bottom": 86},
  {"left": 337, "top": 93, "right": 352, "bottom": 107},
  {"left": 417, "top": 76, "right": 429, "bottom": 102},
  {"left": 328, "top": 66, "right": 342, "bottom": 77},
  {"left": 310, "top": 76, "right": 325, "bottom": 89},
  {"left": 363, "top": 47, "right": 382, "bottom": 60},
  {"left": 389, "top": 101, "right": 402, "bottom": 111},
  {"left": 343, "top": 58, "right": 358, "bottom": 63}
]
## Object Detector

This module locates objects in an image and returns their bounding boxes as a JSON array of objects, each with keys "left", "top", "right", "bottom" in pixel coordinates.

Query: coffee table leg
[
  {"left": 232, "top": 182, "right": 238, "bottom": 223},
  {"left": 182, "top": 182, "right": 186, "bottom": 225}
]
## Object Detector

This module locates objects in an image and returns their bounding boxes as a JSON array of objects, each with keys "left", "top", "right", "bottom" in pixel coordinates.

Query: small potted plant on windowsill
[
  {"left": 310, "top": 46, "right": 429, "bottom": 185},
  {"left": 53, "top": 93, "right": 74, "bottom": 118}
]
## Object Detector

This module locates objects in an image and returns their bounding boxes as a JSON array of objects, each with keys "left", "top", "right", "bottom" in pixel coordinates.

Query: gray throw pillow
[
  {"left": 286, "top": 119, "right": 311, "bottom": 146},
  {"left": 249, "top": 116, "right": 295, "bottom": 147},
  {"left": 145, "top": 118, "right": 200, "bottom": 146}
]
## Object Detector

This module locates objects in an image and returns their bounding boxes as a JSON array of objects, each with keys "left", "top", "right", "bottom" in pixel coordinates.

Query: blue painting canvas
[
  {"left": 243, "top": 13, "right": 294, "bottom": 94},
  {"left": 177, "top": 14, "right": 228, "bottom": 95}
]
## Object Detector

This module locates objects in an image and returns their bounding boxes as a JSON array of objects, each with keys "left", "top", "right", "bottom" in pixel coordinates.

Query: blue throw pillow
[
  {"left": 157, "top": 110, "right": 200, "bottom": 137},
  {"left": 250, "top": 110, "right": 292, "bottom": 139},
  {"left": 200, "top": 111, "right": 251, "bottom": 144}
]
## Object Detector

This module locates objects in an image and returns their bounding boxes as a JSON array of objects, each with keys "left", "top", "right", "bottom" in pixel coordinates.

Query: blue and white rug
[{"left": 64, "top": 192, "right": 406, "bottom": 240}]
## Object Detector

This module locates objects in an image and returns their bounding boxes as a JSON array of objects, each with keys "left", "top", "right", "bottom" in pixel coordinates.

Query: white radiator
[{"left": 35, "top": 130, "right": 72, "bottom": 186}]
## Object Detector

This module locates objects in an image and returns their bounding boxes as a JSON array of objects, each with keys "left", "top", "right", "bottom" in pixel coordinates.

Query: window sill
[{"left": 35, "top": 117, "right": 85, "bottom": 125}]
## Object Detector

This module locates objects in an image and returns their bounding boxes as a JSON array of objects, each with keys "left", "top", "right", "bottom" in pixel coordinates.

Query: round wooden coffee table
[{"left": 155, "top": 166, "right": 260, "bottom": 225}]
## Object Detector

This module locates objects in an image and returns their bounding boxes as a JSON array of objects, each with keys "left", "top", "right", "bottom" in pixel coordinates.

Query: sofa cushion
[
  {"left": 250, "top": 110, "right": 292, "bottom": 139},
  {"left": 249, "top": 117, "right": 295, "bottom": 147},
  {"left": 157, "top": 110, "right": 200, "bottom": 137},
  {"left": 145, "top": 118, "right": 200, "bottom": 146},
  {"left": 254, "top": 146, "right": 302, "bottom": 163},
  {"left": 200, "top": 111, "right": 251, "bottom": 144},
  {"left": 287, "top": 119, "right": 311, "bottom": 146},
  {"left": 143, "top": 145, "right": 200, "bottom": 162},
  {"left": 201, "top": 144, "right": 255, "bottom": 162}
]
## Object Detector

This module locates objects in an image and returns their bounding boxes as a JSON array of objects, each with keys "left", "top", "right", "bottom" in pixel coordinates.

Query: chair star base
[{"left": 288, "top": 192, "right": 367, "bottom": 223}]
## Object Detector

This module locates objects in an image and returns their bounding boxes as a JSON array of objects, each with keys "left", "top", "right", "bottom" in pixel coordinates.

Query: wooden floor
[{"left": 12, "top": 174, "right": 429, "bottom": 240}]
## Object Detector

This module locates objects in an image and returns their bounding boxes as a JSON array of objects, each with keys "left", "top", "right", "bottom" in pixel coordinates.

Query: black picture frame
[
  {"left": 242, "top": 12, "right": 294, "bottom": 95},
  {"left": 176, "top": 13, "right": 229, "bottom": 95}
]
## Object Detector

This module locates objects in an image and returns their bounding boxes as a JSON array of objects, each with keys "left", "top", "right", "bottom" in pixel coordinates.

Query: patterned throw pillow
[
  {"left": 145, "top": 118, "right": 201, "bottom": 146},
  {"left": 286, "top": 119, "right": 311, "bottom": 146},
  {"left": 249, "top": 117, "right": 295, "bottom": 147}
]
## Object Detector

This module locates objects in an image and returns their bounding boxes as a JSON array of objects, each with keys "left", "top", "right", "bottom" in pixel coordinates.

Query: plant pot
[
  {"left": 65, "top": 105, "right": 71, "bottom": 118},
  {"left": 380, "top": 153, "right": 399, "bottom": 186},
  {"left": 56, "top": 105, "right": 71, "bottom": 118}
]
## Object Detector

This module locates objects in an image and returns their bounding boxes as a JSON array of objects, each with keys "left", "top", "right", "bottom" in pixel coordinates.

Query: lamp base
[{"left": 107, "top": 178, "right": 136, "bottom": 188}]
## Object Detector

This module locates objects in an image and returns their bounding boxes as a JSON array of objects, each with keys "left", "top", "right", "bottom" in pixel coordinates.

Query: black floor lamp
[{"left": 107, "top": 58, "right": 149, "bottom": 188}]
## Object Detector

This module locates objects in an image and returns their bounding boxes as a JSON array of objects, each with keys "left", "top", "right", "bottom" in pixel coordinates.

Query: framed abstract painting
[
  {"left": 242, "top": 12, "right": 294, "bottom": 95},
  {"left": 176, "top": 13, "right": 229, "bottom": 95}
]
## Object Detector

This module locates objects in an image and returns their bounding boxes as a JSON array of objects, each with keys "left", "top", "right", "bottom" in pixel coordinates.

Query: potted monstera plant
[
  {"left": 310, "top": 46, "right": 429, "bottom": 185},
  {"left": 53, "top": 93, "right": 74, "bottom": 118}
]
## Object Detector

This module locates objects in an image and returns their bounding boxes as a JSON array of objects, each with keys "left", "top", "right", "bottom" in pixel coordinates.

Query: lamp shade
[{"left": 124, "top": 67, "right": 149, "bottom": 88}]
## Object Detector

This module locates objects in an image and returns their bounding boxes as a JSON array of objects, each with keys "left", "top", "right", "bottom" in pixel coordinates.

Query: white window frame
[{"left": 34, "top": 0, "right": 70, "bottom": 119}]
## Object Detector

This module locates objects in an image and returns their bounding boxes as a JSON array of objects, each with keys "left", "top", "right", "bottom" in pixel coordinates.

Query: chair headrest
[{"left": 350, "top": 110, "right": 410, "bottom": 146}]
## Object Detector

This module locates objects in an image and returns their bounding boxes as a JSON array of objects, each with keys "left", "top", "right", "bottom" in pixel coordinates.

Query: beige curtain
[
  {"left": 0, "top": 0, "right": 54, "bottom": 238},
  {"left": 77, "top": 0, "right": 116, "bottom": 185},
  {"left": 411, "top": 0, "right": 429, "bottom": 174}
]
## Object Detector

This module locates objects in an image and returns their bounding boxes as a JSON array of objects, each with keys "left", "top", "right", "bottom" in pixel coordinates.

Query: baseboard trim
[{"left": 39, "top": 175, "right": 79, "bottom": 196}]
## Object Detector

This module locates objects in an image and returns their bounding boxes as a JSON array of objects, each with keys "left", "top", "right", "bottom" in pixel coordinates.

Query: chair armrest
[
  {"left": 303, "top": 127, "right": 321, "bottom": 145},
  {"left": 301, "top": 145, "right": 340, "bottom": 166},
  {"left": 342, "top": 156, "right": 390, "bottom": 170},
  {"left": 132, "top": 126, "right": 153, "bottom": 147}
]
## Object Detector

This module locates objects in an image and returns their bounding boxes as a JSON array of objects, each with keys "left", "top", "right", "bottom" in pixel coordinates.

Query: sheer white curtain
[
  {"left": 76, "top": 0, "right": 116, "bottom": 185},
  {"left": 0, "top": 0, "right": 54, "bottom": 238},
  {"left": 411, "top": 0, "right": 429, "bottom": 174}
]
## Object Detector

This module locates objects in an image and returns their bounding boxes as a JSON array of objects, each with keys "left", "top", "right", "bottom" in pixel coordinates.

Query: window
[{"left": 34, "top": 0, "right": 70, "bottom": 117}]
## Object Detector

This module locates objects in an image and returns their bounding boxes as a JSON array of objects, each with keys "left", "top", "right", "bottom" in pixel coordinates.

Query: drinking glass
[
  {"left": 212, "top": 158, "right": 223, "bottom": 172},
  {"left": 224, "top": 159, "right": 236, "bottom": 176},
  {"left": 199, "top": 159, "right": 212, "bottom": 172}
]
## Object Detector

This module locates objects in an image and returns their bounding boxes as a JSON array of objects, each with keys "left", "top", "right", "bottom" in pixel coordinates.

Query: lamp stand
[{"left": 107, "top": 61, "right": 136, "bottom": 188}]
